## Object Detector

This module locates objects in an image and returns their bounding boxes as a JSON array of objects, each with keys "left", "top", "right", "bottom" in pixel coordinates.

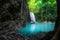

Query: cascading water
[{"left": 30, "top": 12, "right": 36, "bottom": 23}]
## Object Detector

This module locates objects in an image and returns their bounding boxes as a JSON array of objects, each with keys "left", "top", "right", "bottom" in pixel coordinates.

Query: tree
[{"left": 27, "top": 0, "right": 57, "bottom": 22}]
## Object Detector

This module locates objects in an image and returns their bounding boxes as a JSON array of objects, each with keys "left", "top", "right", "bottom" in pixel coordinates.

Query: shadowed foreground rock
[{"left": 0, "top": 21, "right": 25, "bottom": 40}]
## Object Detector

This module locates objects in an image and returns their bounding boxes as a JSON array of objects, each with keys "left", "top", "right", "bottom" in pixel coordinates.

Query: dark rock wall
[{"left": 0, "top": 0, "right": 29, "bottom": 40}]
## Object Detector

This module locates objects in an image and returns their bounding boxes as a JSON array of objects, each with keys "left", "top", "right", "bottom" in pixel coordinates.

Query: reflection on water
[
  {"left": 16, "top": 22, "right": 55, "bottom": 36},
  {"left": 30, "top": 24, "right": 35, "bottom": 32}
]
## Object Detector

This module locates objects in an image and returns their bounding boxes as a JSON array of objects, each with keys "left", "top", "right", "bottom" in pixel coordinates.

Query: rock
[{"left": 0, "top": 21, "right": 25, "bottom": 40}]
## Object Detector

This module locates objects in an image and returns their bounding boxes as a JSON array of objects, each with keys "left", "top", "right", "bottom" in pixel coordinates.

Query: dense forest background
[{"left": 27, "top": 0, "right": 57, "bottom": 22}]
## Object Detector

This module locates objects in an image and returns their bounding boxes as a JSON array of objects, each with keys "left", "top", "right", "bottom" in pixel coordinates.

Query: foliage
[{"left": 27, "top": 0, "right": 57, "bottom": 22}]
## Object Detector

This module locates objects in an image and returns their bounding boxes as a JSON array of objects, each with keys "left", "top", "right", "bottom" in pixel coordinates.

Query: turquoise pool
[{"left": 16, "top": 22, "right": 55, "bottom": 37}]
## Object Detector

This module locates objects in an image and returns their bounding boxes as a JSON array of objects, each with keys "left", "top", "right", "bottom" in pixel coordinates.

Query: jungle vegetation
[{"left": 27, "top": 0, "right": 57, "bottom": 22}]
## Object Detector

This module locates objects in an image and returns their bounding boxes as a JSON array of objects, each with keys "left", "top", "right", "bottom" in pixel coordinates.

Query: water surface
[{"left": 16, "top": 22, "right": 55, "bottom": 37}]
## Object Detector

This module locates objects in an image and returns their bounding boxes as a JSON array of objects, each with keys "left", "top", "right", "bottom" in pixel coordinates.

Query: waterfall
[{"left": 30, "top": 12, "right": 36, "bottom": 23}]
